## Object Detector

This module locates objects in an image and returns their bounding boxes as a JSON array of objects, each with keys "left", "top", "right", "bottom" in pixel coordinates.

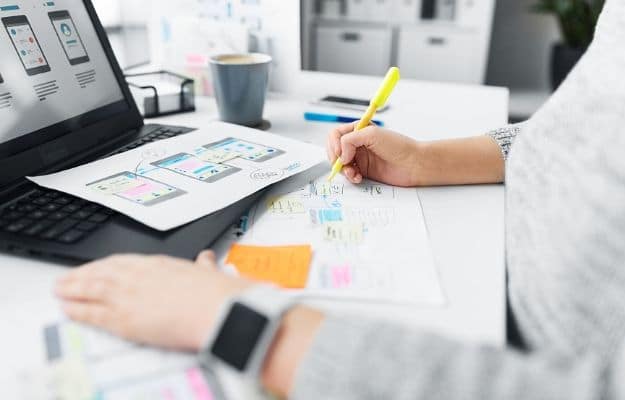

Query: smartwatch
[{"left": 200, "top": 286, "right": 294, "bottom": 385}]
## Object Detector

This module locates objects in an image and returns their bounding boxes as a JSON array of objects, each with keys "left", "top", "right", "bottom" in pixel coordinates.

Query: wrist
[
  {"left": 261, "top": 306, "right": 324, "bottom": 397},
  {"left": 410, "top": 141, "right": 428, "bottom": 187},
  {"left": 190, "top": 279, "right": 254, "bottom": 350}
]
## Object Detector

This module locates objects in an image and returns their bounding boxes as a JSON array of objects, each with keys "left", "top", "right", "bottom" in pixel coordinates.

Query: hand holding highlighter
[{"left": 327, "top": 67, "right": 401, "bottom": 182}]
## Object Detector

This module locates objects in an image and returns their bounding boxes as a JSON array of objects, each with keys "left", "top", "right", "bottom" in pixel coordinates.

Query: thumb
[
  {"left": 340, "top": 126, "right": 378, "bottom": 165},
  {"left": 195, "top": 250, "right": 217, "bottom": 268}
]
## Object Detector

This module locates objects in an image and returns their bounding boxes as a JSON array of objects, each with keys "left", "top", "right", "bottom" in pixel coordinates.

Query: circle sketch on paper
[{"left": 250, "top": 168, "right": 285, "bottom": 181}]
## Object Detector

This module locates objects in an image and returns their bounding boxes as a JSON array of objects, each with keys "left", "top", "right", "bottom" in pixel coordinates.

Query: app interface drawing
[
  {"left": 152, "top": 153, "right": 241, "bottom": 183},
  {"left": 49, "top": 11, "right": 89, "bottom": 65},
  {"left": 3, "top": 16, "right": 51, "bottom": 76},
  {"left": 0, "top": 0, "right": 125, "bottom": 144},
  {"left": 87, "top": 173, "right": 185, "bottom": 206},
  {"left": 204, "top": 138, "right": 285, "bottom": 162}
]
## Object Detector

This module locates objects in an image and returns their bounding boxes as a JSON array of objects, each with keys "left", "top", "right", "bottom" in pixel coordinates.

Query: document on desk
[
  {"left": 220, "top": 173, "right": 445, "bottom": 305},
  {"left": 20, "top": 321, "right": 226, "bottom": 400},
  {"left": 28, "top": 122, "right": 325, "bottom": 231}
]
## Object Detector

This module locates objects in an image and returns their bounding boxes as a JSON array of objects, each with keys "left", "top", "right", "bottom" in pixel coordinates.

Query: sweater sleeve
[
  {"left": 486, "top": 123, "right": 524, "bottom": 161},
  {"left": 291, "top": 316, "right": 625, "bottom": 400}
]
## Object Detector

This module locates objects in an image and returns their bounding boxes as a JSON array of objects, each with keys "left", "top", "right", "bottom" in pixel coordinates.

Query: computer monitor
[{"left": 0, "top": 0, "right": 142, "bottom": 186}]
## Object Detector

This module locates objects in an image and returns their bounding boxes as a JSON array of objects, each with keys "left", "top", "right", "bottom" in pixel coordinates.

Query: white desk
[{"left": 0, "top": 78, "right": 508, "bottom": 397}]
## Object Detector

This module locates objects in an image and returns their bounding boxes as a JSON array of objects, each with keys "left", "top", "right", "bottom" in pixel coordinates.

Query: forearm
[
  {"left": 261, "top": 306, "right": 324, "bottom": 398},
  {"left": 284, "top": 315, "right": 625, "bottom": 400},
  {"left": 413, "top": 135, "right": 505, "bottom": 186}
]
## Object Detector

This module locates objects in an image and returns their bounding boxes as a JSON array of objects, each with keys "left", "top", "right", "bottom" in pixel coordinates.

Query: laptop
[{"left": 0, "top": 0, "right": 261, "bottom": 265}]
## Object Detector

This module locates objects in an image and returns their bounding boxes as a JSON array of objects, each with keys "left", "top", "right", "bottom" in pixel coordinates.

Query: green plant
[{"left": 532, "top": 0, "right": 605, "bottom": 48}]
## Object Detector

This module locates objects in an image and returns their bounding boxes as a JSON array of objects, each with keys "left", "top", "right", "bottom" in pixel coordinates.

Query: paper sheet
[
  {"left": 226, "top": 244, "right": 312, "bottom": 288},
  {"left": 21, "top": 321, "right": 225, "bottom": 400},
  {"left": 215, "top": 167, "right": 446, "bottom": 306},
  {"left": 28, "top": 122, "right": 325, "bottom": 231}
]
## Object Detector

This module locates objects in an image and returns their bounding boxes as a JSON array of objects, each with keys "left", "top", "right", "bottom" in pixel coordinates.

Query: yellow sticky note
[
  {"left": 267, "top": 195, "right": 306, "bottom": 214},
  {"left": 323, "top": 222, "right": 364, "bottom": 244},
  {"left": 310, "top": 182, "right": 345, "bottom": 197},
  {"left": 54, "top": 358, "right": 94, "bottom": 400},
  {"left": 226, "top": 244, "right": 312, "bottom": 288}
]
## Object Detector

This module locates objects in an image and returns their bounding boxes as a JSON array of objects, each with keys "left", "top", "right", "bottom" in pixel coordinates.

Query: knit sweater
[{"left": 291, "top": 1, "right": 625, "bottom": 399}]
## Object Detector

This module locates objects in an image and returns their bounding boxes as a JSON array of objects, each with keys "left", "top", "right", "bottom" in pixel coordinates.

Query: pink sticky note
[
  {"left": 331, "top": 265, "right": 352, "bottom": 289},
  {"left": 186, "top": 368, "right": 214, "bottom": 400},
  {"left": 162, "top": 388, "right": 176, "bottom": 400}
]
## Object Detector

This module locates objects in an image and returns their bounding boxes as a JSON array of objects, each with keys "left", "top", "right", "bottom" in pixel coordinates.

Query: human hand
[
  {"left": 326, "top": 123, "right": 422, "bottom": 187},
  {"left": 55, "top": 252, "right": 252, "bottom": 351}
]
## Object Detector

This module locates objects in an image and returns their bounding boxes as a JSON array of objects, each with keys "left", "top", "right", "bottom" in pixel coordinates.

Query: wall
[
  {"left": 100, "top": 0, "right": 561, "bottom": 97},
  {"left": 486, "top": 0, "right": 560, "bottom": 91}
]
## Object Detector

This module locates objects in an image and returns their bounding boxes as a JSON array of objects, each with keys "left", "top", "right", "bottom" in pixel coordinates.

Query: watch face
[{"left": 211, "top": 302, "right": 269, "bottom": 371}]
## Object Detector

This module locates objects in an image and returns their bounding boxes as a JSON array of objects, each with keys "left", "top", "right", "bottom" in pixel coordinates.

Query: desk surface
[{"left": 0, "top": 79, "right": 508, "bottom": 395}]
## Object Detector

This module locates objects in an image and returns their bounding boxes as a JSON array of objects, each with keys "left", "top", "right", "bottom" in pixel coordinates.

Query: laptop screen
[{"left": 0, "top": 0, "right": 128, "bottom": 158}]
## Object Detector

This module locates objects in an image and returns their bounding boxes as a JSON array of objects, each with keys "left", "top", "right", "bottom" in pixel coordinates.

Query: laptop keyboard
[{"left": 0, "top": 126, "right": 190, "bottom": 244}]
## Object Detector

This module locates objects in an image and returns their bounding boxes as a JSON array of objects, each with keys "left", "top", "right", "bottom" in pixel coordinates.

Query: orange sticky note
[{"left": 225, "top": 244, "right": 312, "bottom": 289}]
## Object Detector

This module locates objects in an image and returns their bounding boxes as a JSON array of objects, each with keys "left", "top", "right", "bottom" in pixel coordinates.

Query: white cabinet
[
  {"left": 302, "top": 0, "right": 496, "bottom": 84},
  {"left": 393, "top": 0, "right": 421, "bottom": 23},
  {"left": 318, "top": 0, "right": 343, "bottom": 19},
  {"left": 369, "top": 0, "right": 394, "bottom": 22},
  {"left": 345, "top": 0, "right": 371, "bottom": 20},
  {"left": 315, "top": 25, "right": 393, "bottom": 76},
  {"left": 345, "top": 0, "right": 393, "bottom": 22},
  {"left": 397, "top": 26, "right": 485, "bottom": 84}
]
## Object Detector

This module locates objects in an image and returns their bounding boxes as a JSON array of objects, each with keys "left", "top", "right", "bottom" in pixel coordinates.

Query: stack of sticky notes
[{"left": 225, "top": 244, "right": 313, "bottom": 289}]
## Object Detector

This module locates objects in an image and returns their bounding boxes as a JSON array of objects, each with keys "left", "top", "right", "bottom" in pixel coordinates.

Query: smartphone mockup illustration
[
  {"left": 152, "top": 153, "right": 241, "bottom": 183},
  {"left": 2, "top": 16, "right": 51, "bottom": 76},
  {"left": 87, "top": 172, "right": 186, "bottom": 206},
  {"left": 49, "top": 10, "right": 89, "bottom": 66},
  {"left": 203, "top": 138, "right": 285, "bottom": 163}
]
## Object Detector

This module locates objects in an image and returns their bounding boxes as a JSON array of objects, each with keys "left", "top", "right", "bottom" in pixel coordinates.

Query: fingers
[
  {"left": 195, "top": 250, "right": 217, "bottom": 268},
  {"left": 326, "top": 123, "right": 358, "bottom": 163},
  {"left": 60, "top": 254, "right": 142, "bottom": 280},
  {"left": 335, "top": 121, "right": 359, "bottom": 135},
  {"left": 55, "top": 254, "right": 147, "bottom": 302},
  {"left": 343, "top": 164, "right": 363, "bottom": 184},
  {"left": 56, "top": 277, "right": 114, "bottom": 303},
  {"left": 325, "top": 136, "right": 337, "bottom": 164},
  {"left": 339, "top": 126, "right": 378, "bottom": 165},
  {"left": 62, "top": 301, "right": 113, "bottom": 329}
]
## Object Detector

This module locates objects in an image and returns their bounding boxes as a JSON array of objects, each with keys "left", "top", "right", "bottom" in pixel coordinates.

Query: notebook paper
[
  {"left": 214, "top": 171, "right": 446, "bottom": 306},
  {"left": 21, "top": 321, "right": 225, "bottom": 400}
]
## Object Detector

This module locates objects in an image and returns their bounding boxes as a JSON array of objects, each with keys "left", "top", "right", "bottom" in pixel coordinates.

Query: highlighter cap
[{"left": 371, "top": 67, "right": 401, "bottom": 108}]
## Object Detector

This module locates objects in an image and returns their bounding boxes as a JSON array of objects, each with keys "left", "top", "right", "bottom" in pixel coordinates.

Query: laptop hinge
[{"left": 0, "top": 126, "right": 147, "bottom": 202}]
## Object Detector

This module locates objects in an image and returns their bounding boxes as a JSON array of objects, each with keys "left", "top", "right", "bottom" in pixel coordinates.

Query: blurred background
[{"left": 92, "top": 0, "right": 604, "bottom": 123}]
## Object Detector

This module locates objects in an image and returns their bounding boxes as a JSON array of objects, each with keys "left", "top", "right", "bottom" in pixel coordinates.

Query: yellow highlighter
[{"left": 327, "top": 67, "right": 401, "bottom": 181}]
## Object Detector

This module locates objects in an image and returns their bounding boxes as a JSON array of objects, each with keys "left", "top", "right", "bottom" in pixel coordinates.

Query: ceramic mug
[{"left": 209, "top": 53, "right": 272, "bottom": 127}]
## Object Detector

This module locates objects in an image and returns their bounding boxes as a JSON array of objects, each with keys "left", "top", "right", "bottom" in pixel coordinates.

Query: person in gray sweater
[{"left": 55, "top": 0, "right": 625, "bottom": 398}]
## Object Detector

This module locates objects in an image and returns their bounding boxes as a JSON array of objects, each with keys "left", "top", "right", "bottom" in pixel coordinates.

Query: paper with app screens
[
  {"left": 214, "top": 167, "right": 445, "bottom": 306},
  {"left": 28, "top": 122, "right": 325, "bottom": 231},
  {"left": 19, "top": 321, "right": 226, "bottom": 400}
]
